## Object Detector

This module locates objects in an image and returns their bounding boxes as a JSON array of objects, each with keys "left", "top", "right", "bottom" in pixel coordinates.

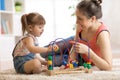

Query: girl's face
[
  {"left": 75, "top": 9, "right": 93, "bottom": 31},
  {"left": 30, "top": 24, "right": 44, "bottom": 37}
]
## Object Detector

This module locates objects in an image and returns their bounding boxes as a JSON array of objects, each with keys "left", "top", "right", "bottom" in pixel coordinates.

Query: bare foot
[
  {"left": 40, "top": 59, "right": 47, "bottom": 65},
  {"left": 41, "top": 65, "right": 48, "bottom": 72}
]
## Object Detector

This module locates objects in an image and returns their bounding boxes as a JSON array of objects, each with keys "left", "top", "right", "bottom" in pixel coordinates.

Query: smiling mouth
[{"left": 79, "top": 24, "right": 83, "bottom": 28}]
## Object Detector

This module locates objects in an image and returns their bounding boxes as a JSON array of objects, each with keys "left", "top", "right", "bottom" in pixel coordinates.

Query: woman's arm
[
  {"left": 91, "top": 31, "right": 112, "bottom": 70},
  {"left": 69, "top": 24, "right": 80, "bottom": 60},
  {"left": 74, "top": 24, "right": 81, "bottom": 41}
]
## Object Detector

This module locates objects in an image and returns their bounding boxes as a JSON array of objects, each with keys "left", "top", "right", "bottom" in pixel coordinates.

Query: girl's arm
[{"left": 23, "top": 37, "right": 56, "bottom": 54}]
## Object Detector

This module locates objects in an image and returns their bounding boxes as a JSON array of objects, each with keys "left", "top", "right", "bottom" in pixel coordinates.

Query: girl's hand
[
  {"left": 48, "top": 44, "right": 59, "bottom": 52},
  {"left": 73, "top": 42, "right": 88, "bottom": 55}
]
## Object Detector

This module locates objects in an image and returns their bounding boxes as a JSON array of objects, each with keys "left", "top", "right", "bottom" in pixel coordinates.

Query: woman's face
[{"left": 75, "top": 9, "right": 92, "bottom": 31}]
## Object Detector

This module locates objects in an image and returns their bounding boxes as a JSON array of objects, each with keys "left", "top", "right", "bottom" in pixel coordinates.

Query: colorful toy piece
[
  {"left": 69, "top": 63, "right": 74, "bottom": 68},
  {"left": 62, "top": 60, "right": 67, "bottom": 66},
  {"left": 83, "top": 59, "right": 92, "bottom": 69},
  {"left": 53, "top": 44, "right": 59, "bottom": 52},
  {"left": 87, "top": 59, "right": 92, "bottom": 64},
  {"left": 47, "top": 55, "right": 53, "bottom": 70},
  {"left": 71, "top": 60, "right": 78, "bottom": 68}
]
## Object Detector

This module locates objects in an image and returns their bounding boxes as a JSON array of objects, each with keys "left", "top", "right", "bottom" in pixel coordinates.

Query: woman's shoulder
[
  {"left": 99, "top": 22, "right": 108, "bottom": 30},
  {"left": 96, "top": 22, "right": 109, "bottom": 36},
  {"left": 96, "top": 23, "right": 110, "bottom": 41}
]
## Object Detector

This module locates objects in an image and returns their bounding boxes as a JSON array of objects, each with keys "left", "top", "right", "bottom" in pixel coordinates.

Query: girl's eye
[
  {"left": 39, "top": 27, "right": 42, "bottom": 29},
  {"left": 38, "top": 25, "right": 42, "bottom": 29},
  {"left": 37, "top": 25, "right": 44, "bottom": 29}
]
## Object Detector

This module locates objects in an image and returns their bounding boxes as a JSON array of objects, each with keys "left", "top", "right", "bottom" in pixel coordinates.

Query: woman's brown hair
[{"left": 77, "top": 0, "right": 102, "bottom": 19}]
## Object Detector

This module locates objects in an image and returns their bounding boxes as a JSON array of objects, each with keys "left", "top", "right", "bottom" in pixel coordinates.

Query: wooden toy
[
  {"left": 47, "top": 66, "right": 92, "bottom": 76},
  {"left": 46, "top": 39, "right": 92, "bottom": 76}
]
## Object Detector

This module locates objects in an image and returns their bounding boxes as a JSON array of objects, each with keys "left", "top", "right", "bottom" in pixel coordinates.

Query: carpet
[
  {"left": 0, "top": 67, "right": 120, "bottom": 80},
  {"left": 0, "top": 59, "right": 120, "bottom": 80}
]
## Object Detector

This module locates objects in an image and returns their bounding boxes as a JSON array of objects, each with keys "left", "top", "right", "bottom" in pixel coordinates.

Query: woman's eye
[{"left": 78, "top": 17, "right": 82, "bottom": 20}]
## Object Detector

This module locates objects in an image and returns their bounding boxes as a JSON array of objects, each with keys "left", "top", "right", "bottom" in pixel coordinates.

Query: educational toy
[{"left": 46, "top": 38, "right": 92, "bottom": 76}]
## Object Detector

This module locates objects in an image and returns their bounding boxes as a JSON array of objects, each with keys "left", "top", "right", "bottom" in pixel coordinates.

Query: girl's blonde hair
[{"left": 21, "top": 12, "right": 46, "bottom": 35}]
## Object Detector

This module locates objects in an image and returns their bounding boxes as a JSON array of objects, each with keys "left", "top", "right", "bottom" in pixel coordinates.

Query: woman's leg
[
  {"left": 41, "top": 36, "right": 74, "bottom": 57},
  {"left": 41, "top": 36, "right": 75, "bottom": 66}
]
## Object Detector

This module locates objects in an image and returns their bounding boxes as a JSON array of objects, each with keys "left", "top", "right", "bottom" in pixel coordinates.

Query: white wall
[
  {"left": 102, "top": 0, "right": 120, "bottom": 53},
  {"left": 24, "top": 0, "right": 55, "bottom": 46},
  {"left": 24, "top": 0, "right": 77, "bottom": 46}
]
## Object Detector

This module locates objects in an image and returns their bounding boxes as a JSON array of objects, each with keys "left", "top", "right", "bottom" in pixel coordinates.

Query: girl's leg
[
  {"left": 41, "top": 65, "right": 48, "bottom": 72},
  {"left": 24, "top": 58, "right": 42, "bottom": 74}
]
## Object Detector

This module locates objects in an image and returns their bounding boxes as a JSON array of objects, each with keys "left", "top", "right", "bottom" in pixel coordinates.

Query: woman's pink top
[{"left": 79, "top": 23, "right": 109, "bottom": 63}]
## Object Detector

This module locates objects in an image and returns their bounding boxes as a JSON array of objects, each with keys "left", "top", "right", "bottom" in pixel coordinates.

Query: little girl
[{"left": 12, "top": 12, "right": 57, "bottom": 74}]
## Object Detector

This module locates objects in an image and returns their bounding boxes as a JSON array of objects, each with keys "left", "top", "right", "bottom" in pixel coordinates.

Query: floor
[{"left": 112, "top": 53, "right": 120, "bottom": 70}]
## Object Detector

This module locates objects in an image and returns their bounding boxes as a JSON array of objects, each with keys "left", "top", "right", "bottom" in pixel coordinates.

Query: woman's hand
[{"left": 73, "top": 42, "right": 89, "bottom": 55}]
